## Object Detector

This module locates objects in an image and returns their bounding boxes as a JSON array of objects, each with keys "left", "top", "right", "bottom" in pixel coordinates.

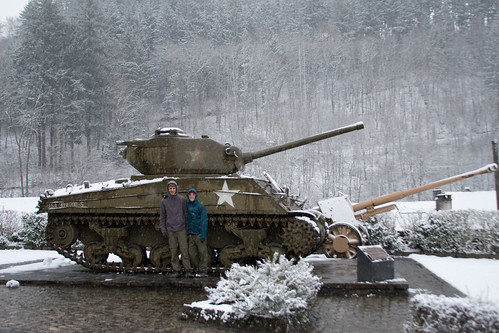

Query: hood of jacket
[
  {"left": 187, "top": 188, "right": 198, "bottom": 200},
  {"left": 164, "top": 180, "right": 178, "bottom": 197}
]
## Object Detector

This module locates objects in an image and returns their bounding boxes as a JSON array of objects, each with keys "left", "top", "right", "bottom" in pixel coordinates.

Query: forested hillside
[{"left": 0, "top": 0, "right": 497, "bottom": 205}]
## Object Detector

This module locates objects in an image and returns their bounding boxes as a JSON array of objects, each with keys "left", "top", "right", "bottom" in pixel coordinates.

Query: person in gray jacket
[{"left": 160, "top": 180, "right": 193, "bottom": 277}]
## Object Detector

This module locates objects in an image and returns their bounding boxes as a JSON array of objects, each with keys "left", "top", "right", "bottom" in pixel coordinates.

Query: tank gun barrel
[
  {"left": 242, "top": 122, "right": 364, "bottom": 164},
  {"left": 352, "top": 163, "right": 498, "bottom": 214}
]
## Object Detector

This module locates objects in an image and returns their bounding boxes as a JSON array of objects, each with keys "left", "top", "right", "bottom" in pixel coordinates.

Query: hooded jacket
[
  {"left": 160, "top": 180, "right": 188, "bottom": 235},
  {"left": 186, "top": 188, "right": 208, "bottom": 242}
]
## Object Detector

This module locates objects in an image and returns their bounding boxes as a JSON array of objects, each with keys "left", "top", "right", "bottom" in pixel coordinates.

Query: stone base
[{"left": 357, "top": 245, "right": 395, "bottom": 282}]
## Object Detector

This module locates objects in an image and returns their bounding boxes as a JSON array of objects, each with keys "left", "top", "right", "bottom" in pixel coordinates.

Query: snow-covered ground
[
  {"left": 408, "top": 254, "right": 499, "bottom": 307},
  {"left": 0, "top": 197, "right": 39, "bottom": 213}
]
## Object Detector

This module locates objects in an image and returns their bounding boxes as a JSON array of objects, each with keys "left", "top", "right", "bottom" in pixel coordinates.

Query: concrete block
[{"left": 357, "top": 245, "right": 394, "bottom": 282}]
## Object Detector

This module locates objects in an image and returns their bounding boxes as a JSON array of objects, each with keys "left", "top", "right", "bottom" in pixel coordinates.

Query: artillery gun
[
  {"left": 317, "top": 163, "right": 498, "bottom": 258},
  {"left": 38, "top": 122, "right": 364, "bottom": 272}
]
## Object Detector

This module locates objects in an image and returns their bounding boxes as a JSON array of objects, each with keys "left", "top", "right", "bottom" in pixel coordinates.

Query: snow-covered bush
[
  {"left": 14, "top": 213, "right": 48, "bottom": 248},
  {"left": 406, "top": 294, "right": 499, "bottom": 332},
  {"left": 0, "top": 234, "right": 10, "bottom": 247},
  {"left": 410, "top": 211, "right": 469, "bottom": 253},
  {"left": 365, "top": 209, "right": 499, "bottom": 255},
  {"left": 206, "top": 254, "right": 322, "bottom": 324},
  {"left": 0, "top": 211, "right": 22, "bottom": 245},
  {"left": 410, "top": 210, "right": 499, "bottom": 254},
  {"left": 365, "top": 215, "right": 407, "bottom": 253}
]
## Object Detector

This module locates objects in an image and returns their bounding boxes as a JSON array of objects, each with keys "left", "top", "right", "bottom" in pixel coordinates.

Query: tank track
[{"left": 47, "top": 213, "right": 320, "bottom": 274}]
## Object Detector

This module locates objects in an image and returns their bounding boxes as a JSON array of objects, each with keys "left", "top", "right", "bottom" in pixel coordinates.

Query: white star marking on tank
[
  {"left": 186, "top": 148, "right": 204, "bottom": 164},
  {"left": 215, "top": 180, "right": 240, "bottom": 207}
]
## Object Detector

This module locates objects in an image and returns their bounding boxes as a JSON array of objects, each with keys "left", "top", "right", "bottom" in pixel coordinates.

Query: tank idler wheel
[
  {"left": 150, "top": 245, "right": 171, "bottom": 268},
  {"left": 46, "top": 220, "right": 78, "bottom": 248},
  {"left": 322, "top": 222, "right": 363, "bottom": 259},
  {"left": 84, "top": 241, "right": 109, "bottom": 265},
  {"left": 120, "top": 244, "right": 146, "bottom": 268}
]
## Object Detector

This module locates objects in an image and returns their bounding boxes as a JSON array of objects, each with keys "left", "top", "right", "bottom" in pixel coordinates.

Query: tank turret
[{"left": 116, "top": 122, "right": 364, "bottom": 176}]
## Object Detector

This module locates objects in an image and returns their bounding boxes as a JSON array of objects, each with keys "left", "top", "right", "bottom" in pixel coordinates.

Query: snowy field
[{"left": 0, "top": 197, "right": 39, "bottom": 213}]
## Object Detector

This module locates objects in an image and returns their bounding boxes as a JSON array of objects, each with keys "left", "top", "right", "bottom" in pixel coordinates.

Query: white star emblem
[
  {"left": 215, "top": 181, "right": 239, "bottom": 207},
  {"left": 186, "top": 148, "right": 204, "bottom": 164}
]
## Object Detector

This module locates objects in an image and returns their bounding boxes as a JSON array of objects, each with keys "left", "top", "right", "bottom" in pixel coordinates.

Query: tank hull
[{"left": 39, "top": 175, "right": 326, "bottom": 272}]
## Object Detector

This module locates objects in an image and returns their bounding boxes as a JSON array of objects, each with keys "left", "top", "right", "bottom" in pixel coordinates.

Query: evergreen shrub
[
  {"left": 410, "top": 210, "right": 499, "bottom": 254},
  {"left": 365, "top": 214, "right": 407, "bottom": 253},
  {"left": 406, "top": 294, "right": 499, "bottom": 332},
  {"left": 14, "top": 213, "right": 48, "bottom": 248},
  {"left": 0, "top": 211, "right": 22, "bottom": 246},
  {"left": 365, "top": 210, "right": 499, "bottom": 255}
]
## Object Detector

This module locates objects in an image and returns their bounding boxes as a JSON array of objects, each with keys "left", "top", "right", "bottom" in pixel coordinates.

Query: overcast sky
[{"left": 0, "top": 0, "right": 29, "bottom": 22}]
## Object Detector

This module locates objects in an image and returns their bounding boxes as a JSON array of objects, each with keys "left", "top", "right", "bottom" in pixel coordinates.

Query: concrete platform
[{"left": 0, "top": 255, "right": 464, "bottom": 298}]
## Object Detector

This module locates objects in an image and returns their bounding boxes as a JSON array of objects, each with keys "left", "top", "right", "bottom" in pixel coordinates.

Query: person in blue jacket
[{"left": 186, "top": 188, "right": 209, "bottom": 277}]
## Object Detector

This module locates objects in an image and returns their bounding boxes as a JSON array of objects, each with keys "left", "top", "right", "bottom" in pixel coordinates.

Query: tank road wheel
[
  {"left": 120, "top": 244, "right": 147, "bottom": 268},
  {"left": 46, "top": 219, "right": 78, "bottom": 248},
  {"left": 259, "top": 242, "right": 285, "bottom": 261},
  {"left": 282, "top": 218, "right": 317, "bottom": 258},
  {"left": 84, "top": 241, "right": 109, "bottom": 265},
  {"left": 150, "top": 245, "right": 171, "bottom": 268},
  {"left": 219, "top": 245, "right": 242, "bottom": 268},
  {"left": 323, "top": 222, "right": 363, "bottom": 259}
]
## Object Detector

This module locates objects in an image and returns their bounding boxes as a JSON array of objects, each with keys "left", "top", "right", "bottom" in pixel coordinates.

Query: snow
[
  {"left": 0, "top": 197, "right": 39, "bottom": 213},
  {"left": 0, "top": 249, "right": 62, "bottom": 265},
  {"left": 45, "top": 177, "right": 165, "bottom": 198},
  {"left": 409, "top": 254, "right": 499, "bottom": 307},
  {"left": 0, "top": 0, "right": 29, "bottom": 22},
  {"left": 446, "top": 191, "right": 497, "bottom": 211},
  {"left": 5, "top": 279, "right": 20, "bottom": 288},
  {"left": 317, "top": 195, "right": 357, "bottom": 223},
  {"left": 0, "top": 255, "right": 75, "bottom": 274},
  {"left": 394, "top": 201, "right": 436, "bottom": 213}
]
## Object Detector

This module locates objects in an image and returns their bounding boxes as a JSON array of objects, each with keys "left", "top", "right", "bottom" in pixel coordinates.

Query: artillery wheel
[
  {"left": 84, "top": 241, "right": 109, "bottom": 265},
  {"left": 323, "top": 222, "right": 363, "bottom": 259},
  {"left": 46, "top": 220, "right": 78, "bottom": 248},
  {"left": 150, "top": 244, "right": 171, "bottom": 268},
  {"left": 120, "top": 244, "right": 146, "bottom": 268}
]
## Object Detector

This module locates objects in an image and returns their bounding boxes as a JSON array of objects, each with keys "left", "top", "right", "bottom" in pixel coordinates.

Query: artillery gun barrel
[
  {"left": 242, "top": 122, "right": 364, "bottom": 164},
  {"left": 352, "top": 163, "right": 498, "bottom": 213}
]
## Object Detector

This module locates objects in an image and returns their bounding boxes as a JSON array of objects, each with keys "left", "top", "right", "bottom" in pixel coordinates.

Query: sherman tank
[{"left": 38, "top": 122, "right": 365, "bottom": 272}]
